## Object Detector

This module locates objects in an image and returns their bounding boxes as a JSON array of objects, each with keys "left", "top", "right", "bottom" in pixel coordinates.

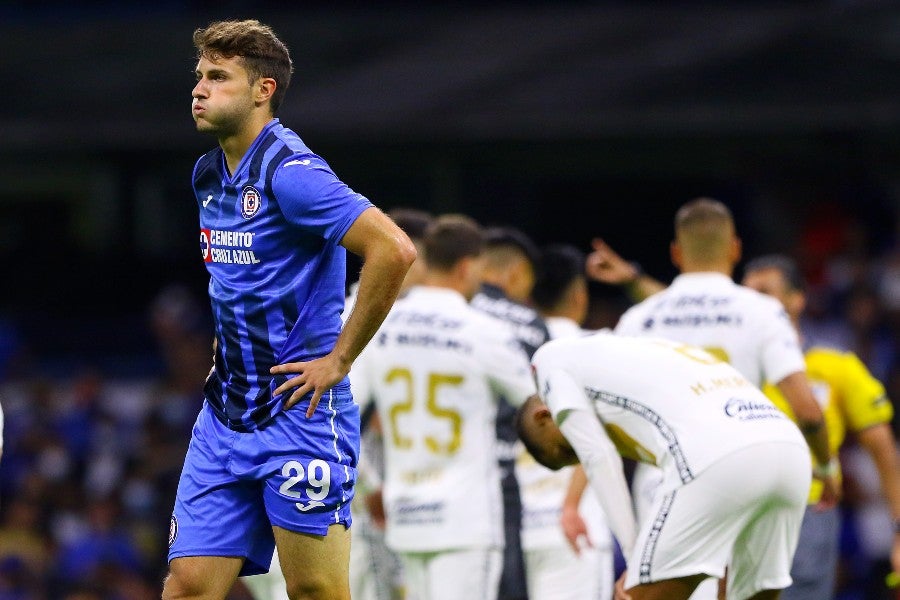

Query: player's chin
[{"left": 193, "top": 115, "right": 217, "bottom": 132}]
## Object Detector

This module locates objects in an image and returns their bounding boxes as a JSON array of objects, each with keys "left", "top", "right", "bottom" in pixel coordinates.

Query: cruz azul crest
[{"left": 241, "top": 186, "right": 262, "bottom": 219}]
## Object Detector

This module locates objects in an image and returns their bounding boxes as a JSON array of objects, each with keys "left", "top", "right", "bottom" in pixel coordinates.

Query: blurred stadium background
[{"left": 0, "top": 1, "right": 899, "bottom": 598}]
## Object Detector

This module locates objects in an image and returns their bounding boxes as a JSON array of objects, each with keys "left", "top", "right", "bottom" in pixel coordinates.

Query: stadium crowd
[{"left": 0, "top": 201, "right": 899, "bottom": 599}]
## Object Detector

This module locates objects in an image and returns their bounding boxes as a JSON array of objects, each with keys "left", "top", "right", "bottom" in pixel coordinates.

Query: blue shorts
[{"left": 168, "top": 391, "right": 360, "bottom": 576}]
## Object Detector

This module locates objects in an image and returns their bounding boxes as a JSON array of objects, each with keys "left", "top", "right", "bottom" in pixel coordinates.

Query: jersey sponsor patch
[
  {"left": 723, "top": 397, "right": 785, "bottom": 421},
  {"left": 199, "top": 228, "right": 261, "bottom": 265},
  {"left": 241, "top": 185, "right": 262, "bottom": 219}
]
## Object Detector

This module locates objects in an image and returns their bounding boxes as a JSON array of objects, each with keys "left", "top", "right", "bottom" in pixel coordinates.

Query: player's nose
[{"left": 192, "top": 79, "right": 208, "bottom": 98}]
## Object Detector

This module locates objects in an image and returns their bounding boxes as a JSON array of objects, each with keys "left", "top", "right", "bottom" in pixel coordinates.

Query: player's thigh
[
  {"left": 163, "top": 555, "right": 245, "bottom": 599},
  {"left": 168, "top": 407, "right": 277, "bottom": 577},
  {"left": 727, "top": 444, "right": 809, "bottom": 600},
  {"left": 628, "top": 442, "right": 808, "bottom": 593},
  {"left": 274, "top": 523, "right": 351, "bottom": 599},
  {"left": 526, "top": 545, "right": 611, "bottom": 600}
]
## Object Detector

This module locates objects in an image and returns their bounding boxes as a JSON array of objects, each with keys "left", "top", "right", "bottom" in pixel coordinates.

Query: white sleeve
[
  {"left": 533, "top": 355, "right": 638, "bottom": 556},
  {"left": 483, "top": 322, "right": 536, "bottom": 407},
  {"left": 757, "top": 300, "right": 805, "bottom": 385},
  {"left": 614, "top": 304, "right": 643, "bottom": 337},
  {"left": 559, "top": 408, "right": 638, "bottom": 558}
]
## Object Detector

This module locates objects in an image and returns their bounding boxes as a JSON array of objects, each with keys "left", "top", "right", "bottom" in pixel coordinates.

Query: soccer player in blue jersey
[{"left": 163, "top": 20, "right": 416, "bottom": 600}]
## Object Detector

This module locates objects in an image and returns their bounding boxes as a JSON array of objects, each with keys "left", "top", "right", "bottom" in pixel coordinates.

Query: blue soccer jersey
[{"left": 193, "top": 119, "right": 372, "bottom": 431}]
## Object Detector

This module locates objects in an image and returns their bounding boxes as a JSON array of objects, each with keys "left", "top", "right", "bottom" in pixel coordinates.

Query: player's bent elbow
[{"left": 394, "top": 236, "right": 418, "bottom": 269}]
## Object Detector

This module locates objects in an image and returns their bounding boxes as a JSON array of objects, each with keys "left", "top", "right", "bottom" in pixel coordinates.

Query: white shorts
[
  {"left": 400, "top": 547, "right": 503, "bottom": 600},
  {"left": 525, "top": 544, "right": 613, "bottom": 600},
  {"left": 625, "top": 441, "right": 810, "bottom": 600}
]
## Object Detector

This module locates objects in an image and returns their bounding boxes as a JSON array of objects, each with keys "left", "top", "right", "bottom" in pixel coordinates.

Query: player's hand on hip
[
  {"left": 271, "top": 353, "right": 349, "bottom": 417},
  {"left": 561, "top": 504, "right": 593, "bottom": 556}
]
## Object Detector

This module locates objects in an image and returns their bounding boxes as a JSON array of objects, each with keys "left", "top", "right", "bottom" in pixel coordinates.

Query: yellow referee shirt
[{"left": 764, "top": 345, "right": 893, "bottom": 504}]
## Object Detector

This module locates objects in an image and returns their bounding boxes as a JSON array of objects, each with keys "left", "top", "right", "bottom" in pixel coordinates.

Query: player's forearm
[
  {"left": 563, "top": 465, "right": 589, "bottom": 510},
  {"left": 560, "top": 415, "right": 637, "bottom": 556},
  {"left": 776, "top": 372, "right": 831, "bottom": 465},
  {"left": 859, "top": 424, "right": 900, "bottom": 522},
  {"left": 624, "top": 274, "right": 667, "bottom": 303},
  {"left": 803, "top": 424, "right": 831, "bottom": 469}
]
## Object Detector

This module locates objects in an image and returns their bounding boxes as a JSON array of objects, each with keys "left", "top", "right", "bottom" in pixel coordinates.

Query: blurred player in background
[
  {"left": 587, "top": 198, "right": 834, "bottom": 598},
  {"left": 519, "top": 333, "right": 811, "bottom": 600},
  {"left": 518, "top": 244, "right": 613, "bottom": 600},
  {"left": 352, "top": 215, "right": 536, "bottom": 600},
  {"left": 471, "top": 226, "right": 550, "bottom": 600},
  {"left": 349, "top": 207, "right": 434, "bottom": 600},
  {"left": 165, "top": 19, "right": 415, "bottom": 600},
  {"left": 742, "top": 254, "right": 900, "bottom": 600}
]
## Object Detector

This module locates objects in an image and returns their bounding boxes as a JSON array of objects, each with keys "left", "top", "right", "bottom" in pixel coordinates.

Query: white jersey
[
  {"left": 532, "top": 332, "right": 806, "bottom": 554},
  {"left": 517, "top": 316, "right": 609, "bottom": 551},
  {"left": 351, "top": 286, "right": 536, "bottom": 553},
  {"left": 615, "top": 272, "right": 805, "bottom": 387}
]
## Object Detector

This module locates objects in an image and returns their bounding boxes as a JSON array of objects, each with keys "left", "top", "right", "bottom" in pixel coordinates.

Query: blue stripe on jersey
[
  {"left": 247, "top": 132, "right": 279, "bottom": 185},
  {"left": 194, "top": 119, "right": 370, "bottom": 431},
  {"left": 241, "top": 293, "right": 277, "bottom": 411}
]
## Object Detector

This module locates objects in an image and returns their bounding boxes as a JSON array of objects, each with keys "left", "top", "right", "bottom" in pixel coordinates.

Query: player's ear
[
  {"left": 670, "top": 240, "right": 682, "bottom": 269},
  {"left": 730, "top": 236, "right": 742, "bottom": 264},
  {"left": 533, "top": 403, "right": 553, "bottom": 424},
  {"left": 255, "top": 77, "right": 277, "bottom": 106},
  {"left": 786, "top": 289, "right": 806, "bottom": 317}
]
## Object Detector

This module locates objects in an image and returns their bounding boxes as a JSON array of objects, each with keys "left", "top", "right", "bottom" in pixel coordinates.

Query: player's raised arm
[{"left": 586, "top": 238, "right": 666, "bottom": 302}]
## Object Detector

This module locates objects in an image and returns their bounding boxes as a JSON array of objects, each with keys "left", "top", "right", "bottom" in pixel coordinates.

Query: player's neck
[
  {"left": 218, "top": 114, "right": 275, "bottom": 176},
  {"left": 678, "top": 262, "right": 733, "bottom": 277}
]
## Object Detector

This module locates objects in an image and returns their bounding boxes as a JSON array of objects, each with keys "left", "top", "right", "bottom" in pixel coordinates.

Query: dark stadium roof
[{"left": 2, "top": 2, "right": 899, "bottom": 150}]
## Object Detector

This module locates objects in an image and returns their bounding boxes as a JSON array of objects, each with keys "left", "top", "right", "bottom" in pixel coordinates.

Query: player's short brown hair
[
  {"left": 423, "top": 214, "right": 484, "bottom": 271},
  {"left": 193, "top": 19, "right": 293, "bottom": 113},
  {"left": 674, "top": 197, "right": 735, "bottom": 259}
]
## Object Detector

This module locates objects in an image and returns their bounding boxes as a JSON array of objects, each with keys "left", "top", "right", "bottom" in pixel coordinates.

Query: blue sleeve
[{"left": 271, "top": 154, "right": 373, "bottom": 243}]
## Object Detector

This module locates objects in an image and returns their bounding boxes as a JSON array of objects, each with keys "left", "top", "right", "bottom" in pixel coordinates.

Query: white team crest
[
  {"left": 169, "top": 515, "right": 178, "bottom": 547},
  {"left": 241, "top": 186, "right": 262, "bottom": 219}
]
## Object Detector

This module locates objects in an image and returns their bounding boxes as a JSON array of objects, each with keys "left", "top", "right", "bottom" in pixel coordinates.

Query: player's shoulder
[
  {"left": 535, "top": 330, "right": 612, "bottom": 365},
  {"left": 805, "top": 344, "right": 866, "bottom": 377},
  {"left": 616, "top": 290, "right": 668, "bottom": 328},
  {"left": 269, "top": 124, "right": 329, "bottom": 170}
]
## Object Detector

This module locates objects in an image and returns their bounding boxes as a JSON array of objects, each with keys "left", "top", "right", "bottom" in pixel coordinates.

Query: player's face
[
  {"left": 743, "top": 267, "right": 790, "bottom": 307},
  {"left": 192, "top": 54, "right": 257, "bottom": 136},
  {"left": 520, "top": 400, "right": 579, "bottom": 470},
  {"left": 744, "top": 266, "right": 805, "bottom": 323}
]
